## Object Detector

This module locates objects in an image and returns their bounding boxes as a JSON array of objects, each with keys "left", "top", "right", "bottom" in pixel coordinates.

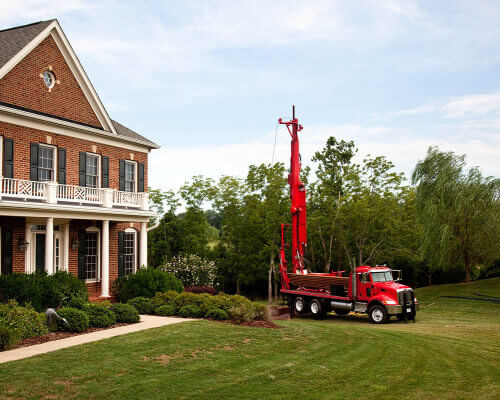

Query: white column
[
  {"left": 63, "top": 223, "right": 70, "bottom": 271},
  {"left": 101, "top": 220, "right": 110, "bottom": 297},
  {"left": 45, "top": 217, "right": 54, "bottom": 274},
  {"left": 140, "top": 222, "right": 147, "bottom": 268}
]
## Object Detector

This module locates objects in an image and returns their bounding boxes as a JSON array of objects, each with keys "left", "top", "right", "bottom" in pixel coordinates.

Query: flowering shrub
[
  {"left": 185, "top": 286, "right": 217, "bottom": 295},
  {"left": 160, "top": 254, "right": 217, "bottom": 287}
]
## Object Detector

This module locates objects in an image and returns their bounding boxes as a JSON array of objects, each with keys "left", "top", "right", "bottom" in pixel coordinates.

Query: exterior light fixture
[
  {"left": 71, "top": 236, "right": 80, "bottom": 251},
  {"left": 18, "top": 237, "right": 29, "bottom": 252}
]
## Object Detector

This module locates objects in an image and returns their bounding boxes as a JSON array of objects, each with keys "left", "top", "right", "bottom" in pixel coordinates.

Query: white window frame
[
  {"left": 38, "top": 143, "right": 57, "bottom": 183},
  {"left": 84, "top": 226, "right": 101, "bottom": 282},
  {"left": 85, "top": 152, "right": 101, "bottom": 189},
  {"left": 124, "top": 160, "right": 137, "bottom": 193},
  {"left": 53, "top": 232, "right": 64, "bottom": 273},
  {"left": 124, "top": 228, "right": 137, "bottom": 275}
]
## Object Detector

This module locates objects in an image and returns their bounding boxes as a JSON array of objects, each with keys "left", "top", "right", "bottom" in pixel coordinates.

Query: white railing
[
  {"left": 57, "top": 184, "right": 104, "bottom": 204},
  {"left": 113, "top": 190, "right": 143, "bottom": 208},
  {"left": 0, "top": 177, "right": 46, "bottom": 200}
]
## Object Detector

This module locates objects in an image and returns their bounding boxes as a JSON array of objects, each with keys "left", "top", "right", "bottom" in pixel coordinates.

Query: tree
[{"left": 412, "top": 147, "right": 500, "bottom": 283}]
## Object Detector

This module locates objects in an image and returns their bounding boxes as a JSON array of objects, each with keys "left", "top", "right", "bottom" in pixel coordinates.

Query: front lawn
[{"left": 0, "top": 278, "right": 499, "bottom": 400}]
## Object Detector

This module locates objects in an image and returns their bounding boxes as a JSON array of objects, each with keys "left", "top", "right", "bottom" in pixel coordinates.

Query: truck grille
[{"left": 398, "top": 289, "right": 413, "bottom": 305}]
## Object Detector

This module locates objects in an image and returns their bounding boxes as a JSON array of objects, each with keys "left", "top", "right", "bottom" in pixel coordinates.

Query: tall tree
[{"left": 412, "top": 147, "right": 500, "bottom": 283}]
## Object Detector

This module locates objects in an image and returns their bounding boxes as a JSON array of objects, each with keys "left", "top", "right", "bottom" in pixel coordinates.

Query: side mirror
[
  {"left": 393, "top": 270, "right": 402, "bottom": 281},
  {"left": 359, "top": 272, "right": 369, "bottom": 284}
]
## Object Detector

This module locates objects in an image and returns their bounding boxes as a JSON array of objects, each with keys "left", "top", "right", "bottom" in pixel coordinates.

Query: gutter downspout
[{"left": 147, "top": 214, "right": 161, "bottom": 232}]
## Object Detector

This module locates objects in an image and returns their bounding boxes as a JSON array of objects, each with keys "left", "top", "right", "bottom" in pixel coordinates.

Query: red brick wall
[
  {"left": 0, "top": 216, "right": 25, "bottom": 273},
  {"left": 0, "top": 121, "right": 148, "bottom": 191},
  {"left": 0, "top": 35, "right": 102, "bottom": 128}
]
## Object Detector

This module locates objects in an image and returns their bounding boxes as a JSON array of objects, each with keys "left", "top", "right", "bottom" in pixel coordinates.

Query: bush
[
  {"left": 85, "top": 304, "right": 116, "bottom": 328},
  {"left": 155, "top": 305, "right": 176, "bottom": 316},
  {"left": 205, "top": 309, "right": 229, "bottom": 320},
  {"left": 153, "top": 290, "right": 180, "bottom": 309},
  {"left": 178, "top": 305, "right": 203, "bottom": 318},
  {"left": 172, "top": 292, "right": 212, "bottom": 313},
  {"left": 0, "top": 272, "right": 88, "bottom": 312},
  {"left": 160, "top": 254, "right": 217, "bottom": 287},
  {"left": 0, "top": 300, "right": 49, "bottom": 338},
  {"left": 127, "top": 297, "right": 155, "bottom": 314},
  {"left": 57, "top": 307, "right": 89, "bottom": 333},
  {"left": 185, "top": 286, "right": 217, "bottom": 295},
  {"left": 251, "top": 303, "right": 269, "bottom": 321},
  {"left": 230, "top": 303, "right": 257, "bottom": 323},
  {"left": 0, "top": 323, "right": 21, "bottom": 350},
  {"left": 113, "top": 268, "right": 183, "bottom": 303},
  {"left": 111, "top": 303, "right": 140, "bottom": 323}
]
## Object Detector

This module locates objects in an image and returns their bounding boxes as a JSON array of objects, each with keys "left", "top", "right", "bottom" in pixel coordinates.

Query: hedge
[
  {"left": 85, "top": 304, "right": 116, "bottom": 328},
  {"left": 127, "top": 297, "right": 155, "bottom": 314},
  {"left": 0, "top": 323, "right": 21, "bottom": 350},
  {"left": 111, "top": 303, "right": 140, "bottom": 323},
  {"left": 57, "top": 307, "right": 89, "bottom": 333},
  {"left": 155, "top": 304, "right": 176, "bottom": 316},
  {"left": 0, "top": 300, "right": 49, "bottom": 338},
  {"left": 205, "top": 309, "right": 229, "bottom": 320}
]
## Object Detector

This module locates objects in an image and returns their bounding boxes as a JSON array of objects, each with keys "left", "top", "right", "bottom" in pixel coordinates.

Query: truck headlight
[{"left": 384, "top": 299, "right": 397, "bottom": 305}]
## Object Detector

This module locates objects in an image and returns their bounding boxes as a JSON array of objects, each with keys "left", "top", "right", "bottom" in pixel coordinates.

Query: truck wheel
[
  {"left": 333, "top": 309, "right": 350, "bottom": 316},
  {"left": 368, "top": 305, "right": 388, "bottom": 324},
  {"left": 309, "top": 299, "right": 326, "bottom": 319},
  {"left": 294, "top": 297, "right": 307, "bottom": 315}
]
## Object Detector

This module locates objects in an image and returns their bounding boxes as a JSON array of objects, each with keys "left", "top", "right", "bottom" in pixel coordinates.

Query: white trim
[
  {"left": 38, "top": 143, "right": 57, "bottom": 182},
  {"left": 124, "top": 160, "right": 138, "bottom": 193},
  {"left": 124, "top": 227, "right": 138, "bottom": 275},
  {"left": 84, "top": 226, "right": 101, "bottom": 282},
  {"left": 0, "top": 20, "right": 116, "bottom": 133},
  {"left": 0, "top": 105, "right": 157, "bottom": 151},
  {"left": 53, "top": 232, "right": 63, "bottom": 272},
  {"left": 85, "top": 152, "right": 101, "bottom": 188}
]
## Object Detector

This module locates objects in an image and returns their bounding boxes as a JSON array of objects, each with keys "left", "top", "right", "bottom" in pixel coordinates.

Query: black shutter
[
  {"left": 79, "top": 152, "right": 86, "bottom": 187},
  {"left": 78, "top": 230, "right": 86, "bottom": 279},
  {"left": 30, "top": 143, "right": 39, "bottom": 181},
  {"left": 1, "top": 227, "right": 13, "bottom": 275},
  {"left": 118, "top": 231, "right": 125, "bottom": 277},
  {"left": 3, "top": 138, "right": 14, "bottom": 179},
  {"left": 119, "top": 159, "right": 125, "bottom": 191},
  {"left": 102, "top": 156, "right": 109, "bottom": 188},
  {"left": 58, "top": 148, "right": 66, "bottom": 184},
  {"left": 138, "top": 162, "right": 145, "bottom": 192}
]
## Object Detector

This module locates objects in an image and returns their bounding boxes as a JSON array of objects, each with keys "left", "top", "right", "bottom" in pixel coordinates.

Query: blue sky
[{"left": 2, "top": 0, "right": 499, "bottom": 190}]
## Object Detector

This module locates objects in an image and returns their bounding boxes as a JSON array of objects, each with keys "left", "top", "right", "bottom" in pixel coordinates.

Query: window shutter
[
  {"left": 79, "top": 152, "right": 87, "bottom": 187},
  {"left": 3, "top": 138, "right": 14, "bottom": 179},
  {"left": 58, "top": 148, "right": 66, "bottom": 184},
  {"left": 1, "top": 227, "right": 13, "bottom": 275},
  {"left": 102, "top": 156, "right": 109, "bottom": 188},
  {"left": 118, "top": 231, "right": 125, "bottom": 277},
  {"left": 138, "top": 162, "right": 145, "bottom": 192},
  {"left": 30, "top": 143, "right": 39, "bottom": 181},
  {"left": 119, "top": 159, "right": 125, "bottom": 191},
  {"left": 78, "top": 230, "right": 86, "bottom": 279}
]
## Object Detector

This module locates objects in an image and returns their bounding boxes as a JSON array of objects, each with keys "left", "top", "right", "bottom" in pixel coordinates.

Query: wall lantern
[
  {"left": 71, "top": 236, "right": 80, "bottom": 251},
  {"left": 18, "top": 237, "right": 29, "bottom": 252}
]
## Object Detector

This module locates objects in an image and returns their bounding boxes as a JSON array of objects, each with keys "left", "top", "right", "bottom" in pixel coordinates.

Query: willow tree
[{"left": 412, "top": 147, "right": 500, "bottom": 283}]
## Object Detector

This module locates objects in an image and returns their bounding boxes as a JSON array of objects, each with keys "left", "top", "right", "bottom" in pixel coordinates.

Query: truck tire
[
  {"left": 309, "top": 299, "right": 326, "bottom": 319},
  {"left": 294, "top": 296, "right": 307, "bottom": 315},
  {"left": 368, "top": 305, "right": 388, "bottom": 324},
  {"left": 333, "top": 309, "right": 350, "bottom": 316}
]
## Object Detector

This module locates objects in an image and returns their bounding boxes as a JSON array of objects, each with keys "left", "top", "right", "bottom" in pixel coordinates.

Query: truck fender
[{"left": 368, "top": 294, "right": 395, "bottom": 309}]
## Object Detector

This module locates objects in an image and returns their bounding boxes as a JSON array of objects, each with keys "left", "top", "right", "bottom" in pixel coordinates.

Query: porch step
[{"left": 89, "top": 295, "right": 117, "bottom": 303}]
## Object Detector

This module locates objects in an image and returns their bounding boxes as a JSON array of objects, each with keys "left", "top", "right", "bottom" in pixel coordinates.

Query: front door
[{"left": 35, "top": 234, "right": 46, "bottom": 273}]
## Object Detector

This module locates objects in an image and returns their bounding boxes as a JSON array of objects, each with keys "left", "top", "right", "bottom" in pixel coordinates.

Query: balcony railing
[{"left": 0, "top": 177, "right": 148, "bottom": 210}]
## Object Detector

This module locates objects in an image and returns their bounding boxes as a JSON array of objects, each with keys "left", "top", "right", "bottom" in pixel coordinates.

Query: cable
[{"left": 271, "top": 121, "right": 279, "bottom": 165}]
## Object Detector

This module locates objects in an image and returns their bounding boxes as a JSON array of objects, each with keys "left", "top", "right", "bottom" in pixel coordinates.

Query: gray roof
[
  {"left": 0, "top": 20, "right": 54, "bottom": 70},
  {"left": 0, "top": 20, "right": 159, "bottom": 149}
]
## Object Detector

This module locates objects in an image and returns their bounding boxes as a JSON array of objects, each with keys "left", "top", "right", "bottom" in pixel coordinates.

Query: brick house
[{"left": 0, "top": 20, "right": 159, "bottom": 299}]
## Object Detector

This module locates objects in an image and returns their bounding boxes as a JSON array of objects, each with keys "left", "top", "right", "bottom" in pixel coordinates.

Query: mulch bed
[
  {"left": 207, "top": 319, "right": 282, "bottom": 329},
  {"left": 12, "top": 323, "right": 131, "bottom": 349}
]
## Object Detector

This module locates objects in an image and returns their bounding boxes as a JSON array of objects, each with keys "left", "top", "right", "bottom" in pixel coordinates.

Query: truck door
[{"left": 356, "top": 273, "right": 372, "bottom": 302}]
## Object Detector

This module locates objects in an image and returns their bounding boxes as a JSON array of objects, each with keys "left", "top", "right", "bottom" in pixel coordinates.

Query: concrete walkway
[{"left": 0, "top": 315, "right": 195, "bottom": 364}]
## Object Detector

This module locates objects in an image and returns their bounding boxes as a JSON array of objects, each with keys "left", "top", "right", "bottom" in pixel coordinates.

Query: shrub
[
  {"left": 0, "top": 272, "right": 88, "bottom": 312},
  {"left": 57, "top": 307, "right": 89, "bottom": 333},
  {"left": 251, "top": 303, "right": 269, "bottom": 321},
  {"left": 205, "top": 309, "right": 229, "bottom": 320},
  {"left": 178, "top": 305, "right": 203, "bottom": 318},
  {"left": 230, "top": 303, "right": 256, "bottom": 323},
  {"left": 127, "top": 297, "right": 155, "bottom": 314},
  {"left": 204, "top": 293, "right": 251, "bottom": 314},
  {"left": 113, "top": 268, "right": 183, "bottom": 303},
  {"left": 153, "top": 290, "right": 180, "bottom": 309},
  {"left": 160, "top": 254, "right": 217, "bottom": 287},
  {"left": 111, "top": 303, "right": 140, "bottom": 323},
  {"left": 85, "top": 304, "right": 116, "bottom": 328},
  {"left": 185, "top": 286, "right": 217, "bottom": 295},
  {"left": 172, "top": 292, "right": 212, "bottom": 313},
  {"left": 0, "top": 323, "right": 21, "bottom": 350},
  {"left": 155, "top": 305, "right": 176, "bottom": 316},
  {"left": 0, "top": 300, "right": 49, "bottom": 338}
]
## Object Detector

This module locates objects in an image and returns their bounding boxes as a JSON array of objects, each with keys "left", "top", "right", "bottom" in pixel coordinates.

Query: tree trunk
[
  {"left": 464, "top": 255, "right": 471, "bottom": 284},
  {"left": 236, "top": 269, "right": 240, "bottom": 294}
]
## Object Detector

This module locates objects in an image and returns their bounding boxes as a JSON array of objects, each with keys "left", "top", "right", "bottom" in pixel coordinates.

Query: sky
[{"left": 1, "top": 0, "right": 499, "bottom": 191}]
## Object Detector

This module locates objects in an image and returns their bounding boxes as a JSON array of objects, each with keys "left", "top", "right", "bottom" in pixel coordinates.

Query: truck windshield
[{"left": 371, "top": 271, "right": 394, "bottom": 282}]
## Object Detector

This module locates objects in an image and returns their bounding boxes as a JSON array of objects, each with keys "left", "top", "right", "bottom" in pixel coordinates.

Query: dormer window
[{"left": 43, "top": 70, "right": 55, "bottom": 89}]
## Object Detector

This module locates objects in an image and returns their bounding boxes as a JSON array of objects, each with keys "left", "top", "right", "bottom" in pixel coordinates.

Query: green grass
[{"left": 1, "top": 279, "right": 499, "bottom": 400}]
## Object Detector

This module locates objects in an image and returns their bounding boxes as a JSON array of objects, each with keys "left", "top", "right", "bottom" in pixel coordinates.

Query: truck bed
[{"left": 287, "top": 273, "right": 349, "bottom": 290}]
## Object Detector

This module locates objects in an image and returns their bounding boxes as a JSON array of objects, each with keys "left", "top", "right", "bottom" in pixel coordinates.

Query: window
[
  {"left": 43, "top": 70, "right": 55, "bottom": 89},
  {"left": 85, "top": 154, "right": 100, "bottom": 188},
  {"left": 54, "top": 237, "right": 60, "bottom": 272},
  {"left": 85, "top": 231, "right": 98, "bottom": 280},
  {"left": 124, "top": 231, "right": 136, "bottom": 275},
  {"left": 39, "top": 145, "right": 55, "bottom": 182},
  {"left": 124, "top": 161, "right": 136, "bottom": 192}
]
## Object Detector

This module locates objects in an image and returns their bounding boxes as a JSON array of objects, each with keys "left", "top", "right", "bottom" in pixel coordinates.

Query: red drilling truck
[{"left": 278, "top": 108, "right": 419, "bottom": 324}]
